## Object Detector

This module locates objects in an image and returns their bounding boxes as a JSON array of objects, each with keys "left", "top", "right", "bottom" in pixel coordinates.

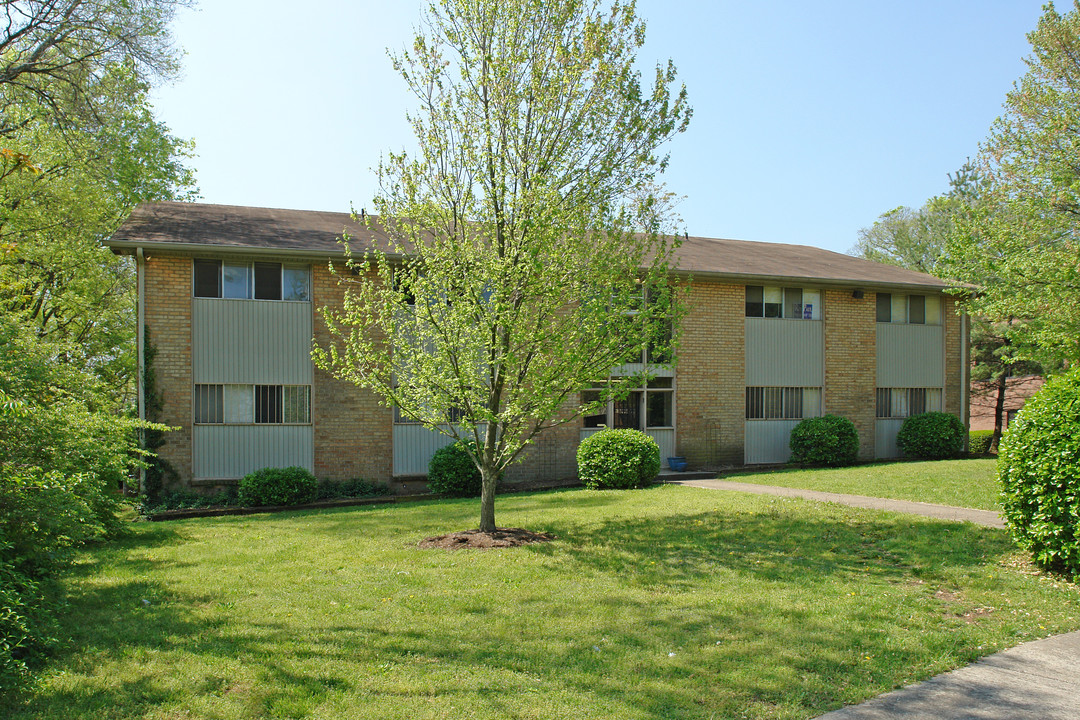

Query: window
[
  {"left": 876, "top": 293, "right": 940, "bottom": 325},
  {"left": 193, "top": 260, "right": 310, "bottom": 301},
  {"left": 745, "top": 286, "right": 820, "bottom": 319},
  {"left": 875, "top": 387, "right": 942, "bottom": 418},
  {"left": 745, "top": 387, "right": 821, "bottom": 419},
  {"left": 194, "top": 384, "right": 311, "bottom": 424},
  {"left": 583, "top": 376, "right": 674, "bottom": 430}
]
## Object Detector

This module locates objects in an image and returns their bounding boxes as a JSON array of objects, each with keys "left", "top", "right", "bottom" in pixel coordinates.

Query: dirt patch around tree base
[{"left": 418, "top": 527, "right": 555, "bottom": 550}]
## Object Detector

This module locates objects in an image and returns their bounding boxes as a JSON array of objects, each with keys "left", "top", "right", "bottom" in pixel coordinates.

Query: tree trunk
[
  {"left": 991, "top": 373, "right": 1008, "bottom": 453},
  {"left": 479, "top": 464, "right": 498, "bottom": 532}
]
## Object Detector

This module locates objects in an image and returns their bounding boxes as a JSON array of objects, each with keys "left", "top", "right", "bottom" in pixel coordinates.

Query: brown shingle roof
[{"left": 106, "top": 201, "right": 951, "bottom": 290}]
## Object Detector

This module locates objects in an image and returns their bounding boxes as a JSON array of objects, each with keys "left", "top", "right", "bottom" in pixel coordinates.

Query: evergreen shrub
[
  {"left": 427, "top": 442, "right": 482, "bottom": 496},
  {"left": 969, "top": 429, "right": 995, "bottom": 455},
  {"left": 237, "top": 466, "right": 318, "bottom": 507},
  {"left": 788, "top": 415, "right": 859, "bottom": 467},
  {"left": 896, "top": 412, "right": 965, "bottom": 459},
  {"left": 999, "top": 369, "right": 1080, "bottom": 576},
  {"left": 577, "top": 428, "right": 661, "bottom": 489}
]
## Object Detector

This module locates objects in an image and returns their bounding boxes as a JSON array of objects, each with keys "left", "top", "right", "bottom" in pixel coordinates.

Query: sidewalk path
[
  {"left": 669, "top": 478, "right": 1005, "bottom": 528},
  {"left": 814, "top": 630, "right": 1080, "bottom": 719},
  {"left": 672, "top": 477, "right": 1080, "bottom": 719}
]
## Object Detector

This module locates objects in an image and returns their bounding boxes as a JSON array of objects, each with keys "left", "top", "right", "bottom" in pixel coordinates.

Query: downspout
[
  {"left": 137, "top": 247, "right": 146, "bottom": 495},
  {"left": 960, "top": 310, "right": 969, "bottom": 450}
]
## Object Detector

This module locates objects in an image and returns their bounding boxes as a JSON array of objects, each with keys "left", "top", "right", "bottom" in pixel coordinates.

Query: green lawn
[
  {"left": 724, "top": 458, "right": 1002, "bottom": 510},
  {"left": 5, "top": 478, "right": 1078, "bottom": 719}
]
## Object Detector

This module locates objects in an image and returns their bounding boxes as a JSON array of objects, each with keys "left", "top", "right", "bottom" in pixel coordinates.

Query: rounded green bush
[
  {"left": 237, "top": 466, "right": 318, "bottom": 507},
  {"left": 969, "top": 429, "right": 995, "bottom": 455},
  {"left": 896, "top": 412, "right": 965, "bottom": 459},
  {"left": 788, "top": 415, "right": 858, "bottom": 467},
  {"left": 999, "top": 368, "right": 1080, "bottom": 576},
  {"left": 577, "top": 429, "right": 661, "bottom": 489},
  {"left": 427, "top": 442, "right": 482, "bottom": 496}
]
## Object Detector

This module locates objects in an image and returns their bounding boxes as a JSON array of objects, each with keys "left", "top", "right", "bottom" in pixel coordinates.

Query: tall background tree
[
  {"left": 853, "top": 162, "right": 1044, "bottom": 451},
  {"left": 316, "top": 0, "right": 690, "bottom": 533},
  {"left": 944, "top": 0, "right": 1080, "bottom": 365},
  {"left": 0, "top": 0, "right": 195, "bottom": 689}
]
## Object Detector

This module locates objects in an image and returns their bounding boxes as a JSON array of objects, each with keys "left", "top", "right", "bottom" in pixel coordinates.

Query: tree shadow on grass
[{"left": 3, "top": 499, "right": 1028, "bottom": 720}]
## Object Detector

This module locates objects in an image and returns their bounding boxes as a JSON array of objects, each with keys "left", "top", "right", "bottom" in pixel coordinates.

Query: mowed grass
[
  {"left": 724, "top": 459, "right": 1002, "bottom": 510},
  {"left": 6, "top": 480, "right": 1078, "bottom": 720}
]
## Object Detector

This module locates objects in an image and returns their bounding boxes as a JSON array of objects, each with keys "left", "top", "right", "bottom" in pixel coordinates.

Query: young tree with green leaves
[{"left": 316, "top": 0, "right": 690, "bottom": 533}]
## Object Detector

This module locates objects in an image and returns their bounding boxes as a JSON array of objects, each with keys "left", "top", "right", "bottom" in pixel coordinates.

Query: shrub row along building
[{"left": 106, "top": 202, "right": 967, "bottom": 491}]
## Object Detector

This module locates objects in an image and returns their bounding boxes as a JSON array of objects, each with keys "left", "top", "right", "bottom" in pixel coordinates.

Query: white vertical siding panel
[
  {"left": 193, "top": 425, "right": 314, "bottom": 479},
  {"left": 745, "top": 319, "right": 824, "bottom": 386},
  {"left": 875, "top": 419, "right": 906, "bottom": 459},
  {"left": 193, "top": 299, "right": 313, "bottom": 384},
  {"left": 876, "top": 324, "right": 944, "bottom": 388},
  {"left": 744, "top": 420, "right": 802, "bottom": 464},
  {"left": 392, "top": 425, "right": 461, "bottom": 476},
  {"left": 647, "top": 429, "right": 677, "bottom": 469}
]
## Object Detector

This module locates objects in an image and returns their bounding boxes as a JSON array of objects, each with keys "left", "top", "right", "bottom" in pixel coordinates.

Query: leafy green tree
[
  {"left": 316, "top": 0, "right": 690, "bottom": 532},
  {"left": 854, "top": 161, "right": 1051, "bottom": 448},
  {"left": 945, "top": 1, "right": 1080, "bottom": 363},
  {"left": 0, "top": 0, "right": 187, "bottom": 139}
]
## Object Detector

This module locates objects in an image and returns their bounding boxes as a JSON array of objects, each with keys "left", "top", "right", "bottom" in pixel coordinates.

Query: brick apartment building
[{"left": 106, "top": 202, "right": 968, "bottom": 490}]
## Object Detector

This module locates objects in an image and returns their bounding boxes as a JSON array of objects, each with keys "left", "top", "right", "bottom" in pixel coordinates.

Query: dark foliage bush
[
  {"left": 999, "top": 369, "right": 1080, "bottom": 576},
  {"left": 788, "top": 415, "right": 859, "bottom": 467},
  {"left": 577, "top": 429, "right": 661, "bottom": 489},
  {"left": 896, "top": 412, "right": 965, "bottom": 460},
  {"left": 969, "top": 429, "right": 995, "bottom": 455},
  {"left": 237, "top": 466, "right": 318, "bottom": 507},
  {"left": 1, "top": 468, "right": 117, "bottom": 690},
  {"left": 427, "top": 442, "right": 482, "bottom": 496},
  {"left": 0, "top": 563, "right": 56, "bottom": 690},
  {"left": 316, "top": 478, "right": 391, "bottom": 500}
]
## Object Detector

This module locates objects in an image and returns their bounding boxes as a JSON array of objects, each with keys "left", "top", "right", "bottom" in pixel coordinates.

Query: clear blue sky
[{"left": 150, "top": 0, "right": 1044, "bottom": 255}]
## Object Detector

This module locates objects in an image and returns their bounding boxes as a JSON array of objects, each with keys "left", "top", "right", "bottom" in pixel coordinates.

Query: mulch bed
[{"left": 417, "top": 527, "right": 555, "bottom": 550}]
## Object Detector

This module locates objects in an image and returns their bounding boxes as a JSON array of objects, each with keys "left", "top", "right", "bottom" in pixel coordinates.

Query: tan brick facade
[
  {"left": 824, "top": 290, "right": 877, "bottom": 460},
  {"left": 675, "top": 279, "right": 745, "bottom": 467},
  {"left": 143, "top": 254, "right": 193, "bottom": 486},
  {"left": 943, "top": 295, "right": 966, "bottom": 421},
  {"left": 140, "top": 253, "right": 966, "bottom": 486},
  {"left": 311, "top": 262, "right": 394, "bottom": 482}
]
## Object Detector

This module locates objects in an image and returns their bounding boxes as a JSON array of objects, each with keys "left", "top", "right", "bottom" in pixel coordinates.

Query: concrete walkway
[
  {"left": 815, "top": 630, "right": 1080, "bottom": 719},
  {"left": 670, "top": 478, "right": 1005, "bottom": 528},
  {"left": 671, "top": 477, "right": 1080, "bottom": 719}
]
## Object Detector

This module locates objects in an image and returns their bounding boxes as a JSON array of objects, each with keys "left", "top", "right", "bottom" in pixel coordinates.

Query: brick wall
[
  {"left": 824, "top": 290, "right": 876, "bottom": 460},
  {"left": 311, "top": 261, "right": 394, "bottom": 483},
  {"left": 675, "top": 280, "right": 745, "bottom": 467},
  {"left": 143, "top": 254, "right": 192, "bottom": 485},
  {"left": 943, "top": 295, "right": 967, "bottom": 425}
]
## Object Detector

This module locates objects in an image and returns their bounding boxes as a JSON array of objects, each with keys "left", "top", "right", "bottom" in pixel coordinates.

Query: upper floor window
[
  {"left": 194, "top": 260, "right": 310, "bottom": 301},
  {"left": 876, "top": 293, "right": 940, "bottom": 325},
  {"left": 745, "top": 286, "right": 821, "bottom": 320}
]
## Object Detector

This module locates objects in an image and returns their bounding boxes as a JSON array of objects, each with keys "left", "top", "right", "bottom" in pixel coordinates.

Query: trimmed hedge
[
  {"left": 789, "top": 415, "right": 859, "bottom": 467},
  {"left": 896, "top": 412, "right": 965, "bottom": 460},
  {"left": 237, "top": 466, "right": 318, "bottom": 507},
  {"left": 577, "top": 429, "right": 660, "bottom": 489},
  {"left": 969, "top": 429, "right": 995, "bottom": 455},
  {"left": 999, "top": 369, "right": 1080, "bottom": 576},
  {"left": 427, "top": 442, "right": 483, "bottom": 497}
]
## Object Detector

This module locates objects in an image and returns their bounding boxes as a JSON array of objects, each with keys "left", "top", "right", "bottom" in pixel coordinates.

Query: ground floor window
[
  {"left": 875, "top": 387, "right": 942, "bottom": 418},
  {"left": 745, "top": 387, "right": 822, "bottom": 419},
  {"left": 194, "top": 384, "right": 310, "bottom": 424},
  {"left": 583, "top": 376, "right": 674, "bottom": 430}
]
